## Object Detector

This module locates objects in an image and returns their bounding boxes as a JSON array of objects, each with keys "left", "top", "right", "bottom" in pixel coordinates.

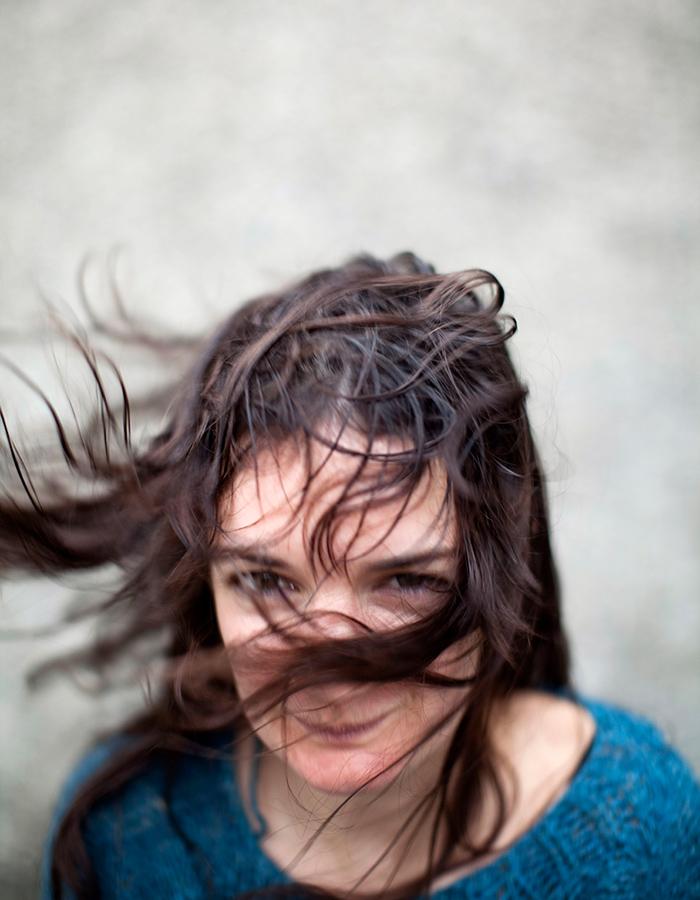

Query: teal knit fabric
[{"left": 42, "top": 688, "right": 700, "bottom": 899}]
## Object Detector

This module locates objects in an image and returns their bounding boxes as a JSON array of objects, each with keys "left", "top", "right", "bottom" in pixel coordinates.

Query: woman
[{"left": 3, "top": 252, "right": 697, "bottom": 898}]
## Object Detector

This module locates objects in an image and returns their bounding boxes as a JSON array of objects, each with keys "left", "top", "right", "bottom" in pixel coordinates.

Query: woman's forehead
[{"left": 218, "top": 435, "right": 455, "bottom": 565}]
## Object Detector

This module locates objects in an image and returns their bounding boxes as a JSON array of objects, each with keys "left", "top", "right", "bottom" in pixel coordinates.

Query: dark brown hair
[{"left": 1, "top": 251, "right": 570, "bottom": 898}]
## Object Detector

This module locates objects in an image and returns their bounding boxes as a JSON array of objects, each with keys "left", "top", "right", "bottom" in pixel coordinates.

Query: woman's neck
[
  {"left": 237, "top": 689, "right": 597, "bottom": 895},
  {"left": 255, "top": 741, "right": 449, "bottom": 891},
  {"left": 239, "top": 702, "right": 487, "bottom": 892}
]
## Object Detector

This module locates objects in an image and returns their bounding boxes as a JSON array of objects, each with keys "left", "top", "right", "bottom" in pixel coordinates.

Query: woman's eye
[
  {"left": 370, "top": 573, "right": 451, "bottom": 626},
  {"left": 383, "top": 573, "right": 450, "bottom": 595},
  {"left": 229, "top": 571, "right": 298, "bottom": 596}
]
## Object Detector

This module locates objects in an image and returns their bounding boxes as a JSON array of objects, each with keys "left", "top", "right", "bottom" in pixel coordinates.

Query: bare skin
[
  {"left": 234, "top": 689, "right": 596, "bottom": 895},
  {"left": 211, "top": 428, "right": 597, "bottom": 895}
]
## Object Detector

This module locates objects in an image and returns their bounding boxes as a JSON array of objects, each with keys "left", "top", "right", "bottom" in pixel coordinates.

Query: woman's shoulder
[
  {"left": 501, "top": 687, "right": 698, "bottom": 825},
  {"left": 573, "top": 689, "right": 698, "bottom": 780},
  {"left": 546, "top": 687, "right": 698, "bottom": 810},
  {"left": 55, "top": 734, "right": 137, "bottom": 810},
  {"left": 42, "top": 730, "right": 245, "bottom": 900},
  {"left": 456, "top": 687, "right": 699, "bottom": 899},
  {"left": 48, "top": 733, "right": 162, "bottom": 835},
  {"left": 503, "top": 685, "right": 692, "bottom": 788},
  {"left": 551, "top": 688, "right": 700, "bottom": 896},
  {"left": 41, "top": 734, "right": 134, "bottom": 899},
  {"left": 63, "top": 730, "right": 241, "bottom": 840}
]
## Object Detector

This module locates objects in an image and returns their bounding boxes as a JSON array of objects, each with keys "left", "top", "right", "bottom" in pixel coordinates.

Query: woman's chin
[
  {"left": 281, "top": 715, "right": 411, "bottom": 794},
  {"left": 286, "top": 741, "right": 407, "bottom": 794}
]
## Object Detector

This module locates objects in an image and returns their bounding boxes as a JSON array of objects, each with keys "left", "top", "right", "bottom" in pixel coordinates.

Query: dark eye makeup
[
  {"left": 384, "top": 572, "right": 451, "bottom": 593},
  {"left": 227, "top": 570, "right": 299, "bottom": 596},
  {"left": 223, "top": 569, "right": 452, "bottom": 599}
]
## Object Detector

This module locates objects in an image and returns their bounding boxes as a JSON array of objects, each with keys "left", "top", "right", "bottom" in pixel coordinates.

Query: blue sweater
[{"left": 42, "top": 688, "right": 700, "bottom": 899}]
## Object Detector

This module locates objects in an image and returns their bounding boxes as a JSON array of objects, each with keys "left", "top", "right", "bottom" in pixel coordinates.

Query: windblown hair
[{"left": 1, "top": 251, "right": 570, "bottom": 899}]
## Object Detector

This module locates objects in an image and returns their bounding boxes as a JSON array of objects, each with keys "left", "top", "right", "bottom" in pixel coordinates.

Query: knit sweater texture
[{"left": 42, "top": 687, "right": 700, "bottom": 899}]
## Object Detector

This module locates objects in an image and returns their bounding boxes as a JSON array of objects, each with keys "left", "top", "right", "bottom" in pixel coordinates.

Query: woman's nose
[
  {"left": 308, "top": 608, "right": 364, "bottom": 640},
  {"left": 295, "top": 583, "right": 365, "bottom": 639}
]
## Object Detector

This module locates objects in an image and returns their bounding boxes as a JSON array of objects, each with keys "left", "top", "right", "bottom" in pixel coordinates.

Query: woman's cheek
[
  {"left": 212, "top": 594, "right": 269, "bottom": 697},
  {"left": 213, "top": 584, "right": 266, "bottom": 644},
  {"left": 227, "top": 626, "right": 293, "bottom": 708}
]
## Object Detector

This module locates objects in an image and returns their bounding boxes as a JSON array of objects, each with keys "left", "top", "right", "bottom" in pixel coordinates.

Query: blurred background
[{"left": 1, "top": 1, "right": 698, "bottom": 896}]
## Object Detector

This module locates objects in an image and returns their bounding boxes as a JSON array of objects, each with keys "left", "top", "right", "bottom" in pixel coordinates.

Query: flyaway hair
[{"left": 0, "top": 251, "right": 571, "bottom": 898}]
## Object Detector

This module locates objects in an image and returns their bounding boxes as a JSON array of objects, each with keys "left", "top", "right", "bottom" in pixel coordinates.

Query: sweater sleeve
[{"left": 40, "top": 738, "right": 130, "bottom": 900}]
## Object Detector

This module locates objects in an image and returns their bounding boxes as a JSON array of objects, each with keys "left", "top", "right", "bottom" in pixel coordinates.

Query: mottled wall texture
[{"left": 1, "top": 2, "right": 698, "bottom": 896}]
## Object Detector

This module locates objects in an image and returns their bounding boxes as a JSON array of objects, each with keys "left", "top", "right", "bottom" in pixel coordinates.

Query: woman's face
[{"left": 211, "top": 433, "right": 477, "bottom": 795}]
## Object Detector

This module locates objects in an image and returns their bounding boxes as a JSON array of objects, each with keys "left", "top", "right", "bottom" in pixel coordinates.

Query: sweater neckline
[
  {"left": 430, "top": 685, "right": 601, "bottom": 896},
  {"left": 235, "top": 684, "right": 602, "bottom": 896}
]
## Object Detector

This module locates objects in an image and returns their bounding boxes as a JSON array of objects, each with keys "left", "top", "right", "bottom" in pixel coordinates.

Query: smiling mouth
[{"left": 291, "top": 711, "right": 389, "bottom": 743}]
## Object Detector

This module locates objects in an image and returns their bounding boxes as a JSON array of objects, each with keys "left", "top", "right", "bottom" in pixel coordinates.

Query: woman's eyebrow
[
  {"left": 214, "top": 545, "right": 291, "bottom": 570},
  {"left": 360, "top": 550, "right": 456, "bottom": 574},
  {"left": 213, "top": 541, "right": 455, "bottom": 574}
]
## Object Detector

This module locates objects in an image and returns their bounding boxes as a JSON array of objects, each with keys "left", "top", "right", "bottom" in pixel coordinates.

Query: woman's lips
[{"left": 291, "top": 710, "right": 390, "bottom": 744}]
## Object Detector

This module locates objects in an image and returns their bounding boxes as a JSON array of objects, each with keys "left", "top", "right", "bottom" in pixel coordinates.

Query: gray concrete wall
[{"left": 1, "top": 2, "right": 698, "bottom": 896}]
